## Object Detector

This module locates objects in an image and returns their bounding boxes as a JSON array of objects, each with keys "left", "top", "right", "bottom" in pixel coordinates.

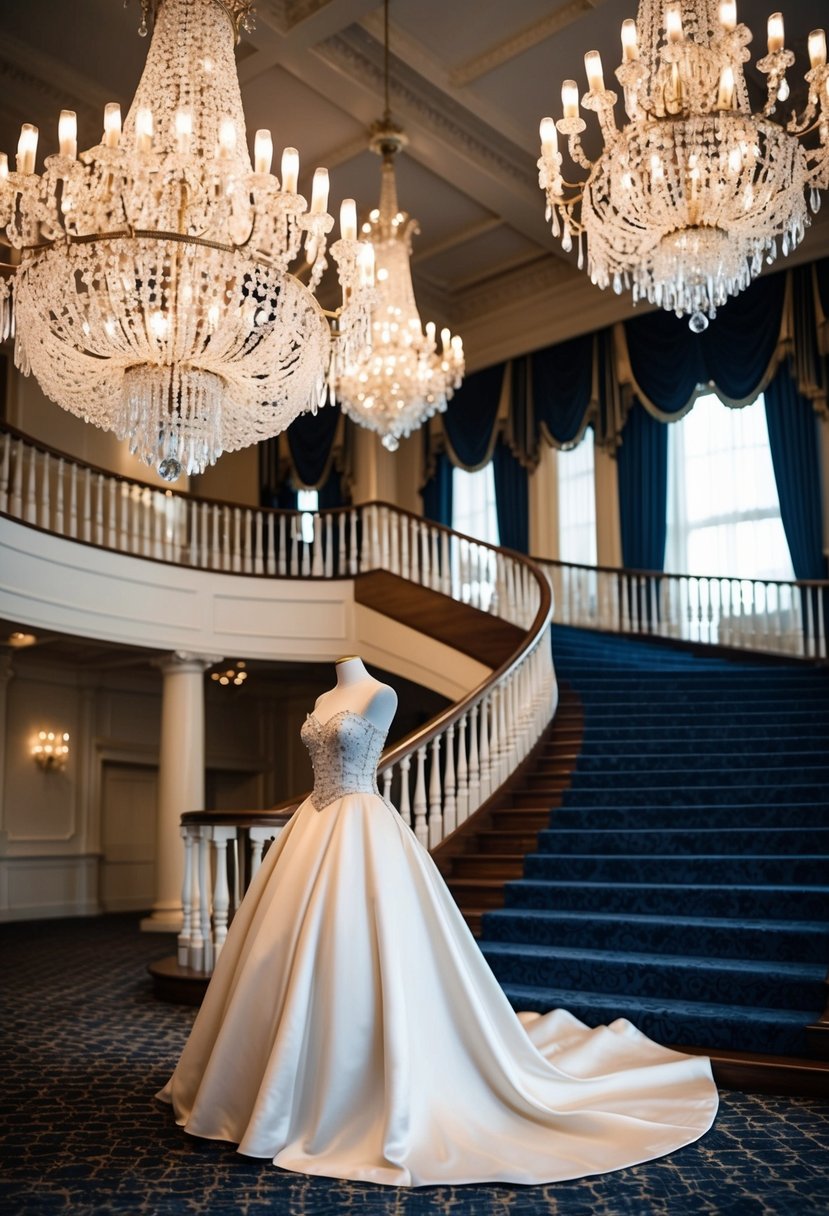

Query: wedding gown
[{"left": 159, "top": 707, "right": 718, "bottom": 1187}]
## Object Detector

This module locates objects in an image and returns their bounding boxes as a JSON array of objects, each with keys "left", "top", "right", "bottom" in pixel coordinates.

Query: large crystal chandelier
[
  {"left": 334, "top": 0, "right": 464, "bottom": 452},
  {"left": 0, "top": 0, "right": 374, "bottom": 479},
  {"left": 537, "top": 0, "right": 829, "bottom": 330}
]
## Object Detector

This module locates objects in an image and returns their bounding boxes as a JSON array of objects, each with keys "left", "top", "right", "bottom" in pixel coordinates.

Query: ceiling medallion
[
  {"left": 538, "top": 0, "right": 828, "bottom": 330},
  {"left": 0, "top": 0, "right": 374, "bottom": 480}
]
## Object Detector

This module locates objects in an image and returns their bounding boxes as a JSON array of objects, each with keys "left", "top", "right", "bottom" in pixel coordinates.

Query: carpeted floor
[{"left": 1, "top": 914, "right": 828, "bottom": 1215}]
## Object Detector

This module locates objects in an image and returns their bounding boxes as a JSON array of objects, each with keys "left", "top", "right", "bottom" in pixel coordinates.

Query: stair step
[
  {"left": 451, "top": 853, "right": 525, "bottom": 879},
  {"left": 447, "top": 878, "right": 510, "bottom": 908},
  {"left": 479, "top": 942, "right": 826, "bottom": 1011},
  {"left": 522, "top": 853, "right": 829, "bottom": 886},
  {"left": 477, "top": 830, "right": 544, "bottom": 853},
  {"left": 481, "top": 908, "right": 829, "bottom": 964},
  {"left": 547, "top": 804, "right": 829, "bottom": 830},
  {"left": 560, "top": 784, "right": 828, "bottom": 806},
  {"left": 499, "top": 984, "right": 815, "bottom": 1055},
  {"left": 536, "top": 827, "right": 829, "bottom": 856},
  {"left": 504, "top": 880, "right": 829, "bottom": 921},
  {"left": 491, "top": 809, "right": 553, "bottom": 831}
]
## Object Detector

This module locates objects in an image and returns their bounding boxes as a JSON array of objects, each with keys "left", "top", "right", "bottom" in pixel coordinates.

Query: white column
[
  {"left": 594, "top": 443, "right": 622, "bottom": 568},
  {"left": 141, "top": 651, "right": 217, "bottom": 933}
]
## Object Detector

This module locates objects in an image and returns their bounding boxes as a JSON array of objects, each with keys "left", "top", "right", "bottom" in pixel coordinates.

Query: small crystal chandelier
[
  {"left": 0, "top": 0, "right": 374, "bottom": 480},
  {"left": 334, "top": 0, "right": 464, "bottom": 452},
  {"left": 537, "top": 0, "right": 829, "bottom": 331}
]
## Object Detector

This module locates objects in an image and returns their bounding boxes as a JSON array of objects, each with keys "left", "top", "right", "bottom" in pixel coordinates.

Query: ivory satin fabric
[{"left": 159, "top": 710, "right": 718, "bottom": 1187}]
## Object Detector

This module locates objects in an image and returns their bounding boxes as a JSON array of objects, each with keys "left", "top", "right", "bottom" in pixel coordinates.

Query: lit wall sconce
[
  {"left": 210, "top": 661, "right": 248, "bottom": 688},
  {"left": 32, "top": 730, "right": 70, "bottom": 771}
]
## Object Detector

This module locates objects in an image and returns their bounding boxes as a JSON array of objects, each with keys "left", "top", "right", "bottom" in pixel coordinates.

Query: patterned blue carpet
[
  {"left": 480, "top": 626, "right": 829, "bottom": 1056},
  {"left": 2, "top": 914, "right": 829, "bottom": 1215}
]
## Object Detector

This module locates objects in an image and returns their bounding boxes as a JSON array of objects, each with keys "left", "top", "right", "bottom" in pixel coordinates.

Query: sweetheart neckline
[{"left": 307, "top": 709, "right": 386, "bottom": 735}]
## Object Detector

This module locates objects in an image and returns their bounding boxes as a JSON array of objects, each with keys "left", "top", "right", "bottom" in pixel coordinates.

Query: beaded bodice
[{"left": 301, "top": 710, "right": 389, "bottom": 811}]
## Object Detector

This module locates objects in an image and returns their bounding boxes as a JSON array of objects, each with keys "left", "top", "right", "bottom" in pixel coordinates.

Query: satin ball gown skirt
[{"left": 159, "top": 711, "right": 718, "bottom": 1186}]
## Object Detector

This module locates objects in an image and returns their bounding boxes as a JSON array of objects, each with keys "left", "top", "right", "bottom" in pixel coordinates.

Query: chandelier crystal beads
[
  {"left": 0, "top": 0, "right": 374, "bottom": 479},
  {"left": 537, "top": 0, "right": 829, "bottom": 330},
  {"left": 335, "top": 124, "right": 464, "bottom": 452}
]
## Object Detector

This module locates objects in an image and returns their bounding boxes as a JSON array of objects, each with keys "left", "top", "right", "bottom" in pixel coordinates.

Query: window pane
[
  {"left": 453, "top": 464, "right": 500, "bottom": 547},
  {"left": 666, "top": 392, "right": 794, "bottom": 580},
  {"left": 557, "top": 430, "right": 597, "bottom": 566}
]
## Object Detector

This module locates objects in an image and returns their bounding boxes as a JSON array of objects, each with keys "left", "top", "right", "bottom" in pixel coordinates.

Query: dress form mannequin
[{"left": 312, "top": 656, "right": 397, "bottom": 731}]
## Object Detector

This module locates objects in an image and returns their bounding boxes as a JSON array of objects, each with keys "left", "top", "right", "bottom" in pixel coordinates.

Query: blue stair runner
[{"left": 479, "top": 625, "right": 829, "bottom": 1056}]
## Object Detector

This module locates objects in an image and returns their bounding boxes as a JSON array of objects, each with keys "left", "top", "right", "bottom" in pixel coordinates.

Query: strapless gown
[{"left": 159, "top": 709, "right": 718, "bottom": 1187}]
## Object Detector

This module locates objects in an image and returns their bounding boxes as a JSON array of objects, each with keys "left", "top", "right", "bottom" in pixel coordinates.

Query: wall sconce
[
  {"left": 32, "top": 730, "right": 70, "bottom": 771},
  {"left": 210, "top": 661, "right": 248, "bottom": 688}
]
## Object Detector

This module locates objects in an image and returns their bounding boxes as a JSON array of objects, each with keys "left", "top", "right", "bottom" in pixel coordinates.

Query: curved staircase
[{"left": 439, "top": 625, "right": 829, "bottom": 1091}]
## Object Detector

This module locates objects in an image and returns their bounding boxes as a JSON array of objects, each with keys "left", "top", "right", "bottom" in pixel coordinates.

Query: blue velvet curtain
[
  {"left": 532, "top": 331, "right": 594, "bottom": 446},
  {"left": 617, "top": 402, "right": 669, "bottom": 572},
  {"left": 624, "top": 270, "right": 788, "bottom": 414},
  {"left": 492, "top": 438, "right": 529, "bottom": 553},
  {"left": 421, "top": 449, "right": 454, "bottom": 526},
  {"left": 442, "top": 363, "right": 504, "bottom": 469},
  {"left": 286, "top": 406, "right": 340, "bottom": 488},
  {"left": 764, "top": 368, "right": 827, "bottom": 581}
]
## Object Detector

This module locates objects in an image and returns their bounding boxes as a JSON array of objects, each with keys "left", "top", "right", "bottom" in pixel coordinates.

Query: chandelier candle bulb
[
  {"left": 340, "top": 198, "right": 357, "bottom": 241},
  {"left": 254, "top": 129, "right": 273, "bottom": 175},
  {"left": 310, "top": 168, "right": 329, "bottom": 215},
  {"left": 103, "top": 102, "right": 121, "bottom": 148},
  {"left": 281, "top": 147, "right": 299, "bottom": 193},
  {"left": 540, "top": 117, "right": 558, "bottom": 157},
  {"left": 357, "top": 242, "right": 375, "bottom": 288},
  {"left": 16, "top": 124, "right": 38, "bottom": 174},
  {"left": 218, "top": 118, "right": 236, "bottom": 157},
  {"left": 809, "top": 30, "right": 827, "bottom": 68},
  {"left": 135, "top": 107, "right": 153, "bottom": 153},
  {"left": 440, "top": 327, "right": 451, "bottom": 352},
  {"left": 767, "top": 13, "right": 785, "bottom": 53},
  {"left": 0, "top": 154, "right": 7, "bottom": 180},
  {"left": 58, "top": 111, "right": 77, "bottom": 159},
  {"left": 562, "top": 80, "right": 580, "bottom": 119},
  {"left": 665, "top": 3, "right": 684, "bottom": 43},
  {"left": 718, "top": 66, "right": 736, "bottom": 109},
  {"left": 719, "top": 0, "right": 737, "bottom": 32},
  {"left": 585, "top": 51, "right": 606, "bottom": 93},
  {"left": 175, "top": 109, "right": 192, "bottom": 154},
  {"left": 621, "top": 20, "right": 639, "bottom": 59}
]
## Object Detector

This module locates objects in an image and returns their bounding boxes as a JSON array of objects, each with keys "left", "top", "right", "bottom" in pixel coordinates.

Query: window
[
  {"left": 665, "top": 392, "right": 793, "bottom": 581},
  {"left": 557, "top": 428, "right": 596, "bottom": 566},
  {"left": 297, "top": 488, "right": 318, "bottom": 544},
  {"left": 453, "top": 464, "right": 500, "bottom": 547},
  {"left": 453, "top": 464, "right": 499, "bottom": 610}
]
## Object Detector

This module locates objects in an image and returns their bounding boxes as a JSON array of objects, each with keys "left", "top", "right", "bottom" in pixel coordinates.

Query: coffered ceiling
[{"left": 1, "top": 0, "right": 827, "bottom": 367}]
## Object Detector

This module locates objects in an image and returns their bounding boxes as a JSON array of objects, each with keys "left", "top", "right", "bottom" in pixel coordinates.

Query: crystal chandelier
[
  {"left": 334, "top": 0, "right": 464, "bottom": 452},
  {"left": 0, "top": 0, "right": 374, "bottom": 480},
  {"left": 537, "top": 0, "right": 829, "bottom": 330}
]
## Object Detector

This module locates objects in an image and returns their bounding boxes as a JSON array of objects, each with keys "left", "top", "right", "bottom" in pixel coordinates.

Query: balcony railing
[{"left": 539, "top": 557, "right": 828, "bottom": 662}]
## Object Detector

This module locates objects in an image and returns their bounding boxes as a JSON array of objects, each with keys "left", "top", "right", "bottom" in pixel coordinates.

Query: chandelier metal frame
[{"left": 537, "top": 0, "right": 829, "bottom": 329}]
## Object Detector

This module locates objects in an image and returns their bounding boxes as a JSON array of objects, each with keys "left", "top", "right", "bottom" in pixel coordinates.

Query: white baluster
[
  {"left": 349, "top": 509, "right": 359, "bottom": 575},
  {"left": 38, "top": 451, "right": 50, "bottom": 529},
  {"left": 199, "top": 827, "right": 213, "bottom": 974},
  {"left": 24, "top": 445, "right": 37, "bottom": 524},
  {"left": 382, "top": 768, "right": 393, "bottom": 804},
  {"left": 290, "top": 518, "right": 299, "bottom": 576},
  {"left": 398, "top": 754, "right": 412, "bottom": 827},
  {"left": 443, "top": 723, "right": 456, "bottom": 837},
  {"left": 410, "top": 517, "right": 420, "bottom": 584},
  {"left": 456, "top": 712, "right": 469, "bottom": 825},
  {"left": 439, "top": 531, "right": 450, "bottom": 595},
  {"left": 311, "top": 514, "right": 323, "bottom": 576},
  {"left": 222, "top": 506, "right": 232, "bottom": 571},
  {"left": 249, "top": 827, "right": 270, "bottom": 882},
  {"left": 400, "top": 512, "right": 409, "bottom": 580},
  {"left": 428, "top": 735, "right": 443, "bottom": 848},
  {"left": 430, "top": 527, "right": 440, "bottom": 592},
  {"left": 188, "top": 499, "right": 198, "bottom": 566},
  {"left": 380, "top": 506, "right": 390, "bottom": 571},
  {"left": 10, "top": 438, "right": 24, "bottom": 519},
  {"left": 479, "top": 695, "right": 491, "bottom": 803},
  {"left": 420, "top": 522, "right": 431, "bottom": 587},
  {"left": 153, "top": 491, "right": 164, "bottom": 559},
  {"left": 211, "top": 827, "right": 234, "bottom": 962},
  {"left": 337, "top": 511, "right": 347, "bottom": 577},
  {"left": 231, "top": 506, "right": 242, "bottom": 572},
  {"left": 92, "top": 473, "right": 103, "bottom": 545},
  {"left": 178, "top": 825, "right": 195, "bottom": 967},
  {"left": 142, "top": 487, "right": 153, "bottom": 556},
  {"left": 106, "top": 476, "right": 116, "bottom": 550},
  {"left": 187, "top": 832, "right": 204, "bottom": 973},
  {"left": 325, "top": 514, "right": 334, "bottom": 578},
  {"left": 390, "top": 510, "right": 400, "bottom": 576},
  {"left": 0, "top": 432, "right": 10, "bottom": 513},
  {"left": 301, "top": 523, "right": 311, "bottom": 576},
  {"left": 54, "top": 458, "right": 65, "bottom": 536},
  {"left": 413, "top": 745, "right": 428, "bottom": 848},
  {"left": 244, "top": 509, "right": 253, "bottom": 574},
  {"left": 265, "top": 513, "right": 276, "bottom": 576},
  {"left": 278, "top": 514, "right": 287, "bottom": 576},
  {"left": 468, "top": 702, "right": 480, "bottom": 813}
]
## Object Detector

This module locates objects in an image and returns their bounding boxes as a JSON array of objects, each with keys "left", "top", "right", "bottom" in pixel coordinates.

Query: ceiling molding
[
  {"left": 316, "top": 29, "right": 537, "bottom": 195},
  {"left": 413, "top": 217, "right": 502, "bottom": 266},
  {"left": 0, "top": 33, "right": 113, "bottom": 138},
  {"left": 449, "top": 0, "right": 607, "bottom": 88}
]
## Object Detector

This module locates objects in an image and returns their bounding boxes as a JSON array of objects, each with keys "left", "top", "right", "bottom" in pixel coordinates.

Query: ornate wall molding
[{"left": 450, "top": 0, "right": 606, "bottom": 87}]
